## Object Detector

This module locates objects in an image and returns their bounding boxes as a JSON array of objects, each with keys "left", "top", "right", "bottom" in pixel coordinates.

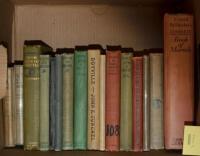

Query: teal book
[
  {"left": 61, "top": 48, "right": 74, "bottom": 150},
  {"left": 23, "top": 40, "right": 52, "bottom": 150},
  {"left": 55, "top": 54, "right": 63, "bottom": 151},
  {"left": 74, "top": 46, "right": 88, "bottom": 150},
  {"left": 39, "top": 54, "right": 50, "bottom": 151}
]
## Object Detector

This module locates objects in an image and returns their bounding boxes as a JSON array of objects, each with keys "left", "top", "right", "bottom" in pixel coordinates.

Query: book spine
[
  {"left": 50, "top": 57, "right": 56, "bottom": 150},
  {"left": 120, "top": 52, "right": 133, "bottom": 151},
  {"left": 3, "top": 68, "right": 15, "bottom": 147},
  {"left": 0, "top": 45, "right": 7, "bottom": 98},
  {"left": 39, "top": 55, "right": 50, "bottom": 151},
  {"left": 132, "top": 57, "right": 143, "bottom": 152},
  {"left": 150, "top": 53, "right": 164, "bottom": 149},
  {"left": 0, "top": 99, "right": 4, "bottom": 149},
  {"left": 87, "top": 49, "right": 100, "bottom": 150},
  {"left": 196, "top": 44, "right": 200, "bottom": 125},
  {"left": 143, "top": 55, "right": 150, "bottom": 151},
  {"left": 54, "top": 54, "right": 63, "bottom": 151},
  {"left": 74, "top": 51, "right": 88, "bottom": 149},
  {"left": 24, "top": 45, "right": 41, "bottom": 150},
  {"left": 164, "top": 14, "right": 194, "bottom": 149},
  {"left": 105, "top": 50, "right": 121, "bottom": 151},
  {"left": 99, "top": 54, "right": 106, "bottom": 151},
  {"left": 14, "top": 65, "right": 23, "bottom": 146},
  {"left": 62, "top": 53, "right": 74, "bottom": 150}
]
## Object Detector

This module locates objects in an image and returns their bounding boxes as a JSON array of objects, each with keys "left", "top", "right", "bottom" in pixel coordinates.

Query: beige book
[
  {"left": 150, "top": 53, "right": 164, "bottom": 149},
  {"left": 3, "top": 67, "right": 15, "bottom": 147},
  {"left": 0, "top": 99, "right": 4, "bottom": 149},
  {"left": 0, "top": 45, "right": 7, "bottom": 99},
  {"left": 88, "top": 48, "right": 100, "bottom": 150},
  {"left": 100, "top": 54, "right": 106, "bottom": 151}
]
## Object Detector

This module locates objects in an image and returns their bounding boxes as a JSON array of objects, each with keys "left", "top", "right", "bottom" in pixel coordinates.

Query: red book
[
  {"left": 105, "top": 46, "right": 121, "bottom": 151},
  {"left": 132, "top": 57, "right": 143, "bottom": 152},
  {"left": 164, "top": 14, "right": 194, "bottom": 149}
]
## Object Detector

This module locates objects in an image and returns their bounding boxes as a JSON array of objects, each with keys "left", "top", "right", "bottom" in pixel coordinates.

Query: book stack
[{"left": 1, "top": 13, "right": 195, "bottom": 152}]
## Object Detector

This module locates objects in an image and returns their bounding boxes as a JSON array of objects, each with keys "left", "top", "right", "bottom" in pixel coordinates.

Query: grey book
[
  {"left": 14, "top": 62, "right": 23, "bottom": 146},
  {"left": 54, "top": 54, "right": 63, "bottom": 151},
  {"left": 143, "top": 55, "right": 150, "bottom": 151}
]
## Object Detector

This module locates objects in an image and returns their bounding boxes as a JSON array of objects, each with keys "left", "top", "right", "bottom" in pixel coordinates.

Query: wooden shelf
[{"left": 0, "top": 149, "right": 182, "bottom": 156}]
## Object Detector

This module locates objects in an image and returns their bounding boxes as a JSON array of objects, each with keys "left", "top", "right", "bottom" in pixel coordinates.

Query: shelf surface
[{"left": 0, "top": 149, "right": 183, "bottom": 156}]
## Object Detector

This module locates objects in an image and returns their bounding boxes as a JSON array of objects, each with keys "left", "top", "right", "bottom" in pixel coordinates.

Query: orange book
[
  {"left": 164, "top": 13, "right": 194, "bottom": 149},
  {"left": 105, "top": 46, "right": 121, "bottom": 151},
  {"left": 132, "top": 57, "right": 143, "bottom": 152}
]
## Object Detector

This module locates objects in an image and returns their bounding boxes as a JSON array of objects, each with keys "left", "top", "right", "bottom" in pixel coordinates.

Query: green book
[
  {"left": 74, "top": 47, "right": 88, "bottom": 150},
  {"left": 62, "top": 49, "right": 74, "bottom": 150},
  {"left": 39, "top": 54, "right": 50, "bottom": 151},
  {"left": 23, "top": 41, "right": 52, "bottom": 150},
  {"left": 120, "top": 51, "right": 133, "bottom": 151}
]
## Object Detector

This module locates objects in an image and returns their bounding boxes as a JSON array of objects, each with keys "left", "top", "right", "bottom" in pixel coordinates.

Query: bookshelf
[{"left": 0, "top": 0, "right": 199, "bottom": 155}]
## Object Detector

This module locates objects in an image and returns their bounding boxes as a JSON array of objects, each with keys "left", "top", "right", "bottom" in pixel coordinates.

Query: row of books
[{"left": 1, "top": 13, "right": 195, "bottom": 152}]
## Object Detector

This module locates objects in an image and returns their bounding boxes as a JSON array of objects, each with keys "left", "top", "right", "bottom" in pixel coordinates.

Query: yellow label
[{"left": 183, "top": 126, "right": 200, "bottom": 155}]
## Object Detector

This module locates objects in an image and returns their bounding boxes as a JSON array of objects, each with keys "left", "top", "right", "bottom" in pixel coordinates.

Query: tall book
[
  {"left": 150, "top": 53, "right": 164, "bottom": 149},
  {"left": 164, "top": 14, "right": 194, "bottom": 149},
  {"left": 39, "top": 54, "right": 50, "bottom": 151},
  {"left": 14, "top": 61, "right": 23, "bottom": 146},
  {"left": 196, "top": 44, "right": 200, "bottom": 125},
  {"left": 55, "top": 53, "right": 63, "bottom": 151},
  {"left": 105, "top": 46, "right": 121, "bottom": 151},
  {"left": 0, "top": 99, "right": 4, "bottom": 149},
  {"left": 143, "top": 55, "right": 150, "bottom": 151},
  {"left": 100, "top": 51, "right": 106, "bottom": 151},
  {"left": 120, "top": 49, "right": 133, "bottom": 151},
  {"left": 132, "top": 57, "right": 143, "bottom": 152},
  {"left": 23, "top": 40, "right": 52, "bottom": 150},
  {"left": 61, "top": 48, "right": 74, "bottom": 150},
  {"left": 3, "top": 67, "right": 15, "bottom": 147},
  {"left": 0, "top": 45, "right": 7, "bottom": 99},
  {"left": 50, "top": 56, "right": 56, "bottom": 150},
  {"left": 74, "top": 46, "right": 88, "bottom": 150},
  {"left": 87, "top": 45, "right": 101, "bottom": 150}
]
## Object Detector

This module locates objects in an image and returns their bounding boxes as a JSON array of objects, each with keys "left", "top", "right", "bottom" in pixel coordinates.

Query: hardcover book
[
  {"left": 23, "top": 40, "right": 52, "bottom": 150},
  {"left": 87, "top": 45, "right": 101, "bottom": 150},
  {"left": 61, "top": 48, "right": 74, "bottom": 150},
  {"left": 132, "top": 57, "right": 143, "bottom": 152},
  {"left": 120, "top": 49, "right": 133, "bottom": 151},
  {"left": 150, "top": 53, "right": 164, "bottom": 150},
  {"left": 14, "top": 62, "right": 24, "bottom": 146},
  {"left": 105, "top": 46, "right": 121, "bottom": 151},
  {"left": 164, "top": 14, "right": 194, "bottom": 149},
  {"left": 74, "top": 46, "right": 88, "bottom": 150}
]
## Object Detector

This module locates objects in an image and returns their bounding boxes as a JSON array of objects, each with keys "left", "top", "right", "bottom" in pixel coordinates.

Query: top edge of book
[
  {"left": 75, "top": 46, "right": 88, "bottom": 51},
  {"left": 56, "top": 48, "right": 74, "bottom": 54},
  {"left": 121, "top": 48, "right": 134, "bottom": 53},
  {"left": 164, "top": 13, "right": 193, "bottom": 17},
  {"left": 106, "top": 45, "right": 121, "bottom": 51},
  {"left": 24, "top": 40, "right": 52, "bottom": 48}
]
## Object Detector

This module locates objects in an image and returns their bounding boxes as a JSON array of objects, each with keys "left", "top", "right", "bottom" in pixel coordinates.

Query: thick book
[
  {"left": 87, "top": 46, "right": 101, "bottom": 150},
  {"left": 164, "top": 14, "right": 194, "bottom": 149},
  {"left": 3, "top": 67, "right": 15, "bottom": 147},
  {"left": 132, "top": 57, "right": 143, "bottom": 152},
  {"left": 120, "top": 50, "right": 133, "bottom": 151},
  {"left": 39, "top": 54, "right": 50, "bottom": 151},
  {"left": 143, "top": 55, "right": 150, "bottom": 151},
  {"left": 0, "top": 45, "right": 7, "bottom": 99},
  {"left": 105, "top": 46, "right": 121, "bottom": 151},
  {"left": 50, "top": 56, "right": 56, "bottom": 150},
  {"left": 100, "top": 52, "right": 106, "bottom": 151},
  {"left": 74, "top": 47, "right": 88, "bottom": 150},
  {"left": 62, "top": 49, "right": 74, "bottom": 150},
  {"left": 23, "top": 40, "right": 52, "bottom": 150},
  {"left": 14, "top": 62, "right": 23, "bottom": 146},
  {"left": 150, "top": 53, "right": 164, "bottom": 149},
  {"left": 55, "top": 54, "right": 63, "bottom": 151}
]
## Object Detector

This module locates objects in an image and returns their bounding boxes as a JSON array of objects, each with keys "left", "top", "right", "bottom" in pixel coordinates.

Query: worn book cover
[
  {"left": 105, "top": 46, "right": 121, "bottom": 151},
  {"left": 87, "top": 45, "right": 101, "bottom": 150},
  {"left": 164, "top": 14, "right": 194, "bottom": 149},
  {"left": 120, "top": 50, "right": 133, "bottom": 151},
  {"left": 132, "top": 57, "right": 143, "bottom": 152}
]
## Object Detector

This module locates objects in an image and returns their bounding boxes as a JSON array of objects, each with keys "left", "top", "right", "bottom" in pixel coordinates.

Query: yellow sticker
[{"left": 183, "top": 126, "right": 200, "bottom": 155}]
